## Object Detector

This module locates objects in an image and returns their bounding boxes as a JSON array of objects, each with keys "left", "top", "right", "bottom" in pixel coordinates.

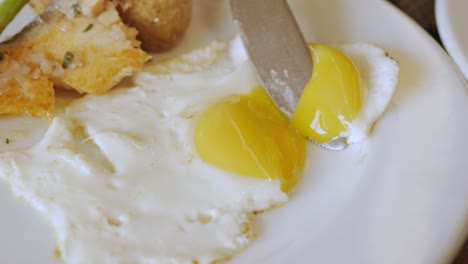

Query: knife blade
[{"left": 230, "top": 0, "right": 313, "bottom": 116}]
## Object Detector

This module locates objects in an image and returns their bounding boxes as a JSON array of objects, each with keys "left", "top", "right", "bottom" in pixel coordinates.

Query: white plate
[
  {"left": 436, "top": 0, "right": 468, "bottom": 80},
  {"left": 1, "top": 0, "right": 467, "bottom": 263}
]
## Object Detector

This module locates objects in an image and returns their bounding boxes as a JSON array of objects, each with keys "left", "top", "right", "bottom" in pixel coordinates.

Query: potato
[{"left": 115, "top": 0, "right": 192, "bottom": 52}]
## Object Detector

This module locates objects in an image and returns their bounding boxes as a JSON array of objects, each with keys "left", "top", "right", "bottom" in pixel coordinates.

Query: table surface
[{"left": 387, "top": 1, "right": 467, "bottom": 263}]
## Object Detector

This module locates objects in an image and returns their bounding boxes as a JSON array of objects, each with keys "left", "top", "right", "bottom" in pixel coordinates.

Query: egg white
[
  {"left": 337, "top": 43, "right": 399, "bottom": 144},
  {"left": 0, "top": 38, "right": 287, "bottom": 264},
  {"left": 0, "top": 37, "right": 398, "bottom": 264}
]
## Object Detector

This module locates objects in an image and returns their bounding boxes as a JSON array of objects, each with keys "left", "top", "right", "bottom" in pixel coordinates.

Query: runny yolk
[
  {"left": 194, "top": 87, "right": 307, "bottom": 192},
  {"left": 292, "top": 44, "right": 361, "bottom": 144}
]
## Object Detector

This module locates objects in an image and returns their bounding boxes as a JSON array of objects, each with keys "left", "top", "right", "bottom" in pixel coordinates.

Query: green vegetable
[
  {"left": 0, "top": 0, "right": 29, "bottom": 35},
  {"left": 72, "top": 3, "right": 82, "bottom": 16},
  {"left": 84, "top": 23, "right": 94, "bottom": 32},
  {"left": 63, "top": 51, "right": 75, "bottom": 69}
]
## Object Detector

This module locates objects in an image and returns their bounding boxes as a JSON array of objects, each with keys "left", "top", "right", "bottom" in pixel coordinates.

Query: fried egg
[
  {"left": 0, "top": 37, "right": 398, "bottom": 264},
  {"left": 293, "top": 43, "right": 399, "bottom": 146}
]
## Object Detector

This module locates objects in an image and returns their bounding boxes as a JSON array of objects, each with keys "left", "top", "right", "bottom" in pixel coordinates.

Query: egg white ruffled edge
[{"left": 337, "top": 43, "right": 399, "bottom": 144}]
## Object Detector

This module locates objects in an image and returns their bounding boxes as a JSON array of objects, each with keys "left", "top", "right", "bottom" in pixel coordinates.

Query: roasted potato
[{"left": 114, "top": 0, "right": 192, "bottom": 52}]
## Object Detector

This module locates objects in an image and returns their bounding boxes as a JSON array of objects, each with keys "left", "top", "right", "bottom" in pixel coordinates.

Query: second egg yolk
[{"left": 292, "top": 44, "right": 361, "bottom": 144}]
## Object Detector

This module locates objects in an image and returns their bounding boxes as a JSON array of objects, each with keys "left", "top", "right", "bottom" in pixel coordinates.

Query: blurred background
[{"left": 389, "top": 0, "right": 438, "bottom": 40}]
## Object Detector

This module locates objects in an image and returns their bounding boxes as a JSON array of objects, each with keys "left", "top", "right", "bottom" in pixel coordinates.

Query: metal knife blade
[{"left": 230, "top": 0, "right": 313, "bottom": 116}]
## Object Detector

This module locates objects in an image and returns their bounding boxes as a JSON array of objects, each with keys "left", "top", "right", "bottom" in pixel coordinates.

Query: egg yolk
[
  {"left": 194, "top": 87, "right": 306, "bottom": 192},
  {"left": 291, "top": 44, "right": 361, "bottom": 144}
]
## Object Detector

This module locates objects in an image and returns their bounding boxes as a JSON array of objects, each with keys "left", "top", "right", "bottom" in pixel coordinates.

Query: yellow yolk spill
[
  {"left": 194, "top": 87, "right": 306, "bottom": 192},
  {"left": 292, "top": 44, "right": 361, "bottom": 144}
]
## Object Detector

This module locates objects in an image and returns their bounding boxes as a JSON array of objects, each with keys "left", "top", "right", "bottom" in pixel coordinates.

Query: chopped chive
[
  {"left": 72, "top": 3, "right": 82, "bottom": 16},
  {"left": 5, "top": 138, "right": 10, "bottom": 144},
  {"left": 84, "top": 23, "right": 94, "bottom": 32},
  {"left": 63, "top": 51, "right": 75, "bottom": 69}
]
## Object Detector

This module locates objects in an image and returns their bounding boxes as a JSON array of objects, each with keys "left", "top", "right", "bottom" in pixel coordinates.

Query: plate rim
[{"left": 435, "top": 0, "right": 468, "bottom": 80}]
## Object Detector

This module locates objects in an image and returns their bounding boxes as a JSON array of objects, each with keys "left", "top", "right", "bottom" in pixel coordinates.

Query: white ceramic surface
[
  {"left": 0, "top": 0, "right": 467, "bottom": 264},
  {"left": 436, "top": 0, "right": 468, "bottom": 80}
]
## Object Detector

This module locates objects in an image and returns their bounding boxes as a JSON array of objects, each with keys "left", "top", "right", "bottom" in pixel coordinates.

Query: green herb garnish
[
  {"left": 72, "top": 3, "right": 82, "bottom": 16},
  {"left": 63, "top": 51, "right": 75, "bottom": 69},
  {"left": 5, "top": 138, "right": 10, "bottom": 144},
  {"left": 84, "top": 23, "right": 94, "bottom": 32}
]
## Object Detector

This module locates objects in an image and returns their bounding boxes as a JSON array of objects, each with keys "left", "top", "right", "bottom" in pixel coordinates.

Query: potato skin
[{"left": 116, "top": 0, "right": 192, "bottom": 52}]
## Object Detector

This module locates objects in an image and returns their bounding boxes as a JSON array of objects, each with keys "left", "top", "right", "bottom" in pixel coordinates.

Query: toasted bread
[
  {"left": 0, "top": 46, "right": 54, "bottom": 117},
  {"left": 29, "top": 0, "right": 52, "bottom": 14}
]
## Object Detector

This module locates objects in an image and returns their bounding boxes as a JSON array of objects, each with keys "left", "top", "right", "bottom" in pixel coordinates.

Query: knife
[{"left": 230, "top": 0, "right": 313, "bottom": 116}]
